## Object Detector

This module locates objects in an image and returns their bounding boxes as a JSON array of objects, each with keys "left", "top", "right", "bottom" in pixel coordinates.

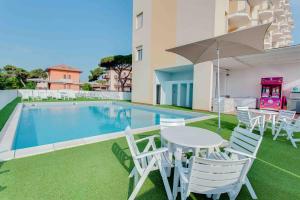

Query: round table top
[
  {"left": 250, "top": 109, "right": 278, "bottom": 115},
  {"left": 161, "top": 126, "right": 224, "bottom": 149}
]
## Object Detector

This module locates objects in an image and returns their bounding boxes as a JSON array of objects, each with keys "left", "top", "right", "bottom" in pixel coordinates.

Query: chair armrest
[
  {"left": 176, "top": 160, "right": 189, "bottom": 184},
  {"left": 220, "top": 139, "right": 230, "bottom": 148},
  {"left": 135, "top": 135, "right": 160, "bottom": 143},
  {"left": 224, "top": 148, "right": 256, "bottom": 159},
  {"left": 135, "top": 147, "right": 168, "bottom": 159},
  {"left": 250, "top": 116, "right": 261, "bottom": 122}
]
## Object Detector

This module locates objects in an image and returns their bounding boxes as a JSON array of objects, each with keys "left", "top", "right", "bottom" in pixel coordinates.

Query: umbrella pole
[{"left": 217, "top": 47, "right": 221, "bottom": 132}]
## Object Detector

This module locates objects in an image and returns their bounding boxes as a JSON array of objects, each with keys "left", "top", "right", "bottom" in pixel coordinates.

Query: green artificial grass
[
  {"left": 0, "top": 105, "right": 300, "bottom": 200},
  {"left": 0, "top": 97, "right": 21, "bottom": 132}
]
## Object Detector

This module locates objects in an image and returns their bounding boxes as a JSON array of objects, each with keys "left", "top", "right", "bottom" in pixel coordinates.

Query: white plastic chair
[
  {"left": 67, "top": 92, "right": 76, "bottom": 100},
  {"left": 236, "top": 107, "right": 263, "bottom": 135},
  {"left": 176, "top": 156, "right": 251, "bottom": 200},
  {"left": 124, "top": 127, "right": 173, "bottom": 200},
  {"left": 40, "top": 92, "right": 48, "bottom": 100},
  {"left": 209, "top": 127, "right": 262, "bottom": 199},
  {"left": 268, "top": 110, "right": 296, "bottom": 135},
  {"left": 273, "top": 118, "right": 300, "bottom": 148},
  {"left": 21, "top": 93, "right": 30, "bottom": 101}
]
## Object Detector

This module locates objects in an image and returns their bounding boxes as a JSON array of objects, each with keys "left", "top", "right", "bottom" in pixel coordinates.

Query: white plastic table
[
  {"left": 250, "top": 109, "right": 278, "bottom": 135},
  {"left": 161, "top": 126, "right": 224, "bottom": 150},
  {"left": 161, "top": 126, "right": 224, "bottom": 198}
]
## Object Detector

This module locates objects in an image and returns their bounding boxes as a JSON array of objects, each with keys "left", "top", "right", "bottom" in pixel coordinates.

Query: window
[
  {"left": 63, "top": 74, "right": 66, "bottom": 79},
  {"left": 68, "top": 74, "right": 71, "bottom": 79},
  {"left": 136, "top": 46, "right": 143, "bottom": 61},
  {"left": 136, "top": 12, "right": 143, "bottom": 29}
]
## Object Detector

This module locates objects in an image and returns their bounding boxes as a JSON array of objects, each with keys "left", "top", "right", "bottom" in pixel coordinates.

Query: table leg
[
  {"left": 272, "top": 115, "right": 276, "bottom": 136},
  {"left": 173, "top": 148, "right": 182, "bottom": 199}
]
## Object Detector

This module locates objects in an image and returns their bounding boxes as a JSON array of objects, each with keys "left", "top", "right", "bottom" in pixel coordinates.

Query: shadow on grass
[
  {"left": 0, "top": 161, "right": 8, "bottom": 192},
  {"left": 111, "top": 141, "right": 172, "bottom": 200}
]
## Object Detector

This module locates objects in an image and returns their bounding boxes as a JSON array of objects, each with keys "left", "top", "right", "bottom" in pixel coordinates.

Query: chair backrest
[
  {"left": 236, "top": 109, "right": 251, "bottom": 125},
  {"left": 124, "top": 127, "right": 140, "bottom": 158},
  {"left": 160, "top": 118, "right": 185, "bottom": 130},
  {"left": 237, "top": 106, "right": 249, "bottom": 111},
  {"left": 230, "top": 127, "right": 262, "bottom": 158},
  {"left": 124, "top": 127, "right": 146, "bottom": 175},
  {"left": 278, "top": 110, "right": 296, "bottom": 121},
  {"left": 187, "top": 157, "right": 250, "bottom": 195}
]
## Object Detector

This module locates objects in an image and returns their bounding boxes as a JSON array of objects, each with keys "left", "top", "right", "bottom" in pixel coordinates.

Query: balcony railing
[{"left": 258, "top": 9, "right": 273, "bottom": 21}]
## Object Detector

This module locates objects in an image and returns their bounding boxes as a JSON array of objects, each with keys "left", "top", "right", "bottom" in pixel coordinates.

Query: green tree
[
  {"left": 82, "top": 83, "right": 92, "bottom": 91},
  {"left": 88, "top": 67, "right": 105, "bottom": 82},
  {"left": 99, "top": 54, "right": 132, "bottom": 92},
  {"left": 28, "top": 68, "right": 48, "bottom": 79},
  {"left": 2, "top": 65, "right": 29, "bottom": 88}
]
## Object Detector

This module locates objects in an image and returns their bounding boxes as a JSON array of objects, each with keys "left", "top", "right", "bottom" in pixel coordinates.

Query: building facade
[
  {"left": 97, "top": 69, "right": 132, "bottom": 92},
  {"left": 131, "top": 0, "right": 294, "bottom": 111},
  {"left": 47, "top": 64, "right": 81, "bottom": 90}
]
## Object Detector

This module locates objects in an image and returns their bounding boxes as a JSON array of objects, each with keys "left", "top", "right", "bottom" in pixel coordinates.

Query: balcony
[
  {"left": 288, "top": 17, "right": 294, "bottom": 25},
  {"left": 228, "top": 1, "right": 251, "bottom": 30},
  {"left": 228, "top": 12, "right": 250, "bottom": 29},
  {"left": 282, "top": 28, "right": 291, "bottom": 35},
  {"left": 271, "top": 0, "right": 284, "bottom": 6},
  {"left": 277, "top": 36, "right": 285, "bottom": 43},
  {"left": 284, "top": 2, "right": 290, "bottom": 8},
  {"left": 264, "top": 37, "right": 272, "bottom": 49},
  {"left": 53, "top": 79, "right": 73, "bottom": 84},
  {"left": 278, "top": 14, "right": 286, "bottom": 20},
  {"left": 269, "top": 22, "right": 279, "bottom": 31},
  {"left": 274, "top": 8, "right": 284, "bottom": 16},
  {"left": 248, "top": 0, "right": 266, "bottom": 6},
  {"left": 285, "top": 34, "right": 292, "bottom": 40},
  {"left": 280, "top": 22, "right": 289, "bottom": 29},
  {"left": 272, "top": 30, "right": 283, "bottom": 41},
  {"left": 258, "top": 9, "right": 273, "bottom": 21}
]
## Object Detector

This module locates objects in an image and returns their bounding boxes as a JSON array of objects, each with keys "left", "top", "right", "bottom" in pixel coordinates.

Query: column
[
  {"left": 186, "top": 83, "right": 190, "bottom": 107},
  {"left": 192, "top": 61, "right": 214, "bottom": 111}
]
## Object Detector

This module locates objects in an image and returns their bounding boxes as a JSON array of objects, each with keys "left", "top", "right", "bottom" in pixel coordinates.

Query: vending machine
[{"left": 260, "top": 77, "right": 283, "bottom": 110}]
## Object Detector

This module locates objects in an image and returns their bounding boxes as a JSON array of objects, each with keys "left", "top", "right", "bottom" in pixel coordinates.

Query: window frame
[
  {"left": 136, "top": 12, "right": 143, "bottom": 30},
  {"left": 136, "top": 46, "right": 143, "bottom": 62}
]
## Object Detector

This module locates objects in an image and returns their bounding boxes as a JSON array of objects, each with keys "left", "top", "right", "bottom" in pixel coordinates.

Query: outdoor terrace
[{"left": 0, "top": 99, "right": 299, "bottom": 199}]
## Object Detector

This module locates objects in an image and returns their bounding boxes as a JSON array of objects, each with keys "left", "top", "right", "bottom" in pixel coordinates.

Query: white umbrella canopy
[{"left": 166, "top": 23, "right": 271, "bottom": 131}]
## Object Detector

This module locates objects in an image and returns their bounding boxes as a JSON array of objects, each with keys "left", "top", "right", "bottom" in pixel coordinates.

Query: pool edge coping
[{"left": 0, "top": 101, "right": 217, "bottom": 161}]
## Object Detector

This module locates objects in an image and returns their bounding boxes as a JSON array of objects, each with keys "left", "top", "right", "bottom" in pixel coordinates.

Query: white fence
[
  {"left": 0, "top": 90, "right": 19, "bottom": 110},
  {"left": 18, "top": 89, "right": 131, "bottom": 101}
]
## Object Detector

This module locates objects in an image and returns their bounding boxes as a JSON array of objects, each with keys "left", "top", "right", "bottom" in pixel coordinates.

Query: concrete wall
[
  {"left": 193, "top": 62, "right": 214, "bottom": 110},
  {"left": 222, "top": 63, "right": 300, "bottom": 98},
  {"left": 132, "top": 0, "right": 153, "bottom": 104},
  {"left": 132, "top": 0, "right": 227, "bottom": 109},
  {"left": 0, "top": 90, "right": 18, "bottom": 110}
]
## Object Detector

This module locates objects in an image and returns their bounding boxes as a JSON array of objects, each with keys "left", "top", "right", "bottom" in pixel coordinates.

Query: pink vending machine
[{"left": 260, "top": 77, "right": 283, "bottom": 110}]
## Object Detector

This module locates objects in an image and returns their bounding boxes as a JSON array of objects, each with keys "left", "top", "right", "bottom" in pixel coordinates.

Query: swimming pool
[{"left": 13, "top": 102, "right": 208, "bottom": 150}]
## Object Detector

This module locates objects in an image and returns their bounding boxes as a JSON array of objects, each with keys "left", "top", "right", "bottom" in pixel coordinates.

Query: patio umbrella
[{"left": 166, "top": 23, "right": 271, "bottom": 131}]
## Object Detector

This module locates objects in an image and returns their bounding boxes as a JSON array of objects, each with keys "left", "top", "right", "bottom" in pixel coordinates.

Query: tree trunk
[{"left": 20, "top": 79, "right": 26, "bottom": 88}]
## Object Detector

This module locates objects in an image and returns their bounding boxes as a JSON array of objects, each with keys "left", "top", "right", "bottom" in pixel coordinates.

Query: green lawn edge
[{"left": 0, "top": 97, "right": 21, "bottom": 133}]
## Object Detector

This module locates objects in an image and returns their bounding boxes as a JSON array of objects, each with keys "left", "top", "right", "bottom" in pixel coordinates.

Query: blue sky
[
  {"left": 0, "top": 0, "right": 299, "bottom": 81},
  {"left": 291, "top": 0, "right": 300, "bottom": 44},
  {"left": 0, "top": 0, "right": 132, "bottom": 81}
]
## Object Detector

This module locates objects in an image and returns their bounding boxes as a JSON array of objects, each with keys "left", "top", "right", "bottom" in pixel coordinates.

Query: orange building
[{"left": 46, "top": 64, "right": 82, "bottom": 90}]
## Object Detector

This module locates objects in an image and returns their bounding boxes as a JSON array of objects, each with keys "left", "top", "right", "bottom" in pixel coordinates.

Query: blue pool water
[{"left": 13, "top": 103, "right": 205, "bottom": 150}]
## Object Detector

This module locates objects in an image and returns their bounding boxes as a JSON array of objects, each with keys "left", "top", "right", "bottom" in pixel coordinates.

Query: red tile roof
[{"left": 46, "top": 64, "right": 82, "bottom": 73}]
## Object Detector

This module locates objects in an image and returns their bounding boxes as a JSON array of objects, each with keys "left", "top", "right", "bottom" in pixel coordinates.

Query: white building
[{"left": 131, "top": 0, "right": 298, "bottom": 112}]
